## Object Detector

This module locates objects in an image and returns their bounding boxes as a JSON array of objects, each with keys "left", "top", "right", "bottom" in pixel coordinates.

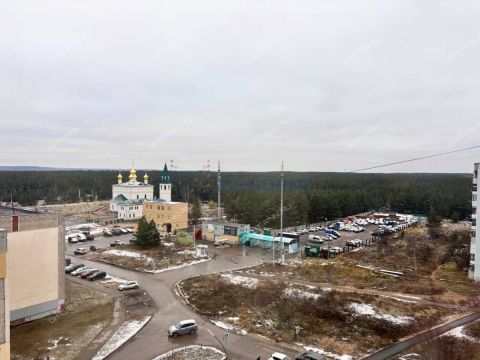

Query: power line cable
[{"left": 351, "top": 145, "right": 480, "bottom": 173}]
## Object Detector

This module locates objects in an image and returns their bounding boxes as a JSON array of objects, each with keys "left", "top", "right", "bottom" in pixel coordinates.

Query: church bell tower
[{"left": 159, "top": 163, "right": 171, "bottom": 202}]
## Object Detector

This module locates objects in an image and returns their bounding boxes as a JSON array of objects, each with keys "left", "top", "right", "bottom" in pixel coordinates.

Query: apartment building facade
[{"left": 470, "top": 163, "right": 480, "bottom": 282}]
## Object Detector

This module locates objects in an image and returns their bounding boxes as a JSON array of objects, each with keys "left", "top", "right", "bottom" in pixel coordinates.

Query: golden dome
[
  {"left": 143, "top": 173, "right": 149, "bottom": 180},
  {"left": 117, "top": 173, "right": 123, "bottom": 179},
  {"left": 130, "top": 167, "right": 137, "bottom": 175}
]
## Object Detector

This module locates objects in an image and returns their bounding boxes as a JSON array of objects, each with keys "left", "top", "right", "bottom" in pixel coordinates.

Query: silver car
[{"left": 168, "top": 319, "right": 198, "bottom": 337}]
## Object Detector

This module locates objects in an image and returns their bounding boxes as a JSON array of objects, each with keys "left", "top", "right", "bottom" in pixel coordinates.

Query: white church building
[{"left": 110, "top": 164, "right": 174, "bottom": 221}]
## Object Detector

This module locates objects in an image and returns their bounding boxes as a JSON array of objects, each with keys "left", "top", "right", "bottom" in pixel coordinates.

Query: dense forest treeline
[{"left": 0, "top": 171, "right": 472, "bottom": 227}]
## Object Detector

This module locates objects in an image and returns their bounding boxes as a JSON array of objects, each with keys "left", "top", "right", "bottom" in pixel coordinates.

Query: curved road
[{"left": 68, "top": 246, "right": 299, "bottom": 360}]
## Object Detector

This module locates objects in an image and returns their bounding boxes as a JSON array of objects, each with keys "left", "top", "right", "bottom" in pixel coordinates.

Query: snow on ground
[
  {"left": 226, "top": 317, "right": 240, "bottom": 322},
  {"left": 303, "top": 345, "right": 352, "bottom": 360},
  {"left": 153, "top": 345, "right": 226, "bottom": 360},
  {"left": 443, "top": 325, "right": 478, "bottom": 342},
  {"left": 211, "top": 320, "right": 234, "bottom": 330},
  {"left": 398, "top": 354, "right": 421, "bottom": 360},
  {"left": 147, "top": 258, "right": 210, "bottom": 273},
  {"left": 349, "top": 303, "right": 414, "bottom": 325},
  {"left": 220, "top": 273, "right": 258, "bottom": 289},
  {"left": 92, "top": 316, "right": 151, "bottom": 360},
  {"left": 101, "top": 275, "right": 127, "bottom": 284},
  {"left": 177, "top": 250, "right": 196, "bottom": 255},
  {"left": 382, "top": 296, "right": 417, "bottom": 304},
  {"left": 283, "top": 287, "right": 322, "bottom": 300},
  {"left": 103, "top": 249, "right": 153, "bottom": 262},
  {"left": 46, "top": 337, "right": 69, "bottom": 350},
  {"left": 162, "top": 242, "right": 174, "bottom": 247}
]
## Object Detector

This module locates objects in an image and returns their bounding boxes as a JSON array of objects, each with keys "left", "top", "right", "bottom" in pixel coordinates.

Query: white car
[
  {"left": 118, "top": 281, "right": 139, "bottom": 291},
  {"left": 70, "top": 266, "right": 89, "bottom": 276},
  {"left": 268, "top": 352, "right": 291, "bottom": 360}
]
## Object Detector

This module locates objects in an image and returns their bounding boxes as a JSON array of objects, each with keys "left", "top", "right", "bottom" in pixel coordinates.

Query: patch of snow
[
  {"left": 283, "top": 288, "right": 321, "bottom": 300},
  {"left": 220, "top": 274, "right": 258, "bottom": 289},
  {"left": 444, "top": 326, "right": 478, "bottom": 342},
  {"left": 46, "top": 337, "right": 66, "bottom": 350},
  {"left": 398, "top": 354, "right": 421, "bottom": 360},
  {"left": 101, "top": 275, "right": 127, "bottom": 284},
  {"left": 153, "top": 345, "right": 226, "bottom": 360},
  {"left": 304, "top": 346, "right": 352, "bottom": 360},
  {"left": 226, "top": 317, "right": 240, "bottom": 322},
  {"left": 147, "top": 258, "right": 210, "bottom": 273},
  {"left": 92, "top": 316, "right": 151, "bottom": 360},
  {"left": 382, "top": 296, "right": 417, "bottom": 304},
  {"left": 211, "top": 320, "right": 234, "bottom": 330},
  {"left": 104, "top": 249, "right": 153, "bottom": 262},
  {"left": 349, "top": 303, "right": 414, "bottom": 325},
  {"left": 177, "top": 250, "right": 196, "bottom": 256},
  {"left": 162, "top": 242, "right": 174, "bottom": 247}
]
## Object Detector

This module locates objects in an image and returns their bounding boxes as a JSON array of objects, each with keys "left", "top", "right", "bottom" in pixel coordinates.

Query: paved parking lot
[
  {"left": 65, "top": 233, "right": 134, "bottom": 255},
  {"left": 298, "top": 224, "right": 379, "bottom": 249}
]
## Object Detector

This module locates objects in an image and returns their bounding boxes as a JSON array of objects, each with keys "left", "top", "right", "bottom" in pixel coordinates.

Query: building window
[
  {"left": 224, "top": 226, "right": 238, "bottom": 236},
  {"left": 473, "top": 219, "right": 477, "bottom": 226},
  {"left": 474, "top": 194, "right": 478, "bottom": 202},
  {"left": 471, "top": 254, "right": 476, "bottom": 261},
  {"left": 137, "top": 194, "right": 139, "bottom": 199}
]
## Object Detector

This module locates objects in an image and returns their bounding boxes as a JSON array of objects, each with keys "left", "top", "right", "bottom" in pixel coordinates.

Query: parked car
[
  {"left": 71, "top": 266, "right": 91, "bottom": 276},
  {"left": 66, "top": 235, "right": 79, "bottom": 243},
  {"left": 110, "top": 240, "right": 124, "bottom": 247},
  {"left": 118, "top": 281, "right": 139, "bottom": 291},
  {"left": 65, "top": 264, "right": 85, "bottom": 274},
  {"left": 168, "top": 319, "right": 198, "bottom": 337},
  {"left": 103, "top": 230, "right": 114, "bottom": 237},
  {"left": 90, "top": 245, "right": 97, "bottom": 251},
  {"left": 120, "top": 228, "right": 129, "bottom": 234},
  {"left": 308, "top": 235, "right": 324, "bottom": 244},
  {"left": 268, "top": 353, "right": 292, "bottom": 360},
  {"left": 85, "top": 234, "right": 95, "bottom": 241},
  {"left": 74, "top": 248, "right": 87, "bottom": 255},
  {"left": 295, "top": 351, "right": 326, "bottom": 360},
  {"left": 346, "top": 239, "right": 362, "bottom": 247},
  {"left": 76, "top": 234, "right": 87, "bottom": 242},
  {"left": 81, "top": 269, "right": 99, "bottom": 279},
  {"left": 125, "top": 227, "right": 134, "bottom": 233},
  {"left": 111, "top": 228, "right": 123, "bottom": 236},
  {"left": 88, "top": 271, "right": 107, "bottom": 281},
  {"left": 330, "top": 246, "right": 344, "bottom": 254}
]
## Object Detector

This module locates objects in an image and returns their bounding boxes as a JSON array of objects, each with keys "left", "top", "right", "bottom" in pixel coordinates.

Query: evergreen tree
[{"left": 133, "top": 217, "right": 161, "bottom": 246}]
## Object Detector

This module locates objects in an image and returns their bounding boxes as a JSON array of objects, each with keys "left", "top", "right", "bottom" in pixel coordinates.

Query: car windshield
[{"left": 175, "top": 322, "right": 182, "bottom": 328}]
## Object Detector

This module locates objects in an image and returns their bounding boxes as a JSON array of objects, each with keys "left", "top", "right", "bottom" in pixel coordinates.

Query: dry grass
[
  {"left": 11, "top": 280, "right": 113, "bottom": 360},
  {"left": 181, "top": 274, "right": 454, "bottom": 357},
  {"left": 87, "top": 241, "right": 197, "bottom": 272}
]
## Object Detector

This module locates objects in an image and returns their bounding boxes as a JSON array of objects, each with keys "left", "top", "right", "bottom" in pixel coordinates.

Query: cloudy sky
[{"left": 1, "top": 0, "right": 480, "bottom": 172}]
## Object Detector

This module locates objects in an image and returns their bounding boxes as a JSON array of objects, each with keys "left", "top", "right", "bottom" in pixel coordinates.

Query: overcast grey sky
[{"left": 1, "top": 0, "right": 480, "bottom": 172}]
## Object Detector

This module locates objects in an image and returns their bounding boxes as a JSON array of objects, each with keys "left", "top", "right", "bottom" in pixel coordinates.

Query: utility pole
[
  {"left": 280, "top": 162, "right": 285, "bottom": 265},
  {"left": 217, "top": 161, "right": 221, "bottom": 220}
]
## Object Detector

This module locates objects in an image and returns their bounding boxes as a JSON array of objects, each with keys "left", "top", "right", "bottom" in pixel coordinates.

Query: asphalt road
[{"left": 67, "top": 246, "right": 299, "bottom": 360}]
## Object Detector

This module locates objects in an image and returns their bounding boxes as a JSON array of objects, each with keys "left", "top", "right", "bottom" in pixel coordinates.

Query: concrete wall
[{"left": 8, "top": 228, "right": 62, "bottom": 313}]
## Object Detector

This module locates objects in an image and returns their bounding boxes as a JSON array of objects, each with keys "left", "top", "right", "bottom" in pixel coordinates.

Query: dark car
[
  {"left": 111, "top": 228, "right": 123, "bottom": 236},
  {"left": 295, "top": 351, "right": 326, "bottom": 360},
  {"left": 65, "top": 264, "right": 85, "bottom": 274},
  {"left": 90, "top": 245, "right": 97, "bottom": 251},
  {"left": 81, "top": 269, "right": 99, "bottom": 279},
  {"left": 83, "top": 232, "right": 95, "bottom": 240},
  {"left": 103, "top": 230, "right": 114, "bottom": 237},
  {"left": 88, "top": 271, "right": 107, "bottom": 281}
]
